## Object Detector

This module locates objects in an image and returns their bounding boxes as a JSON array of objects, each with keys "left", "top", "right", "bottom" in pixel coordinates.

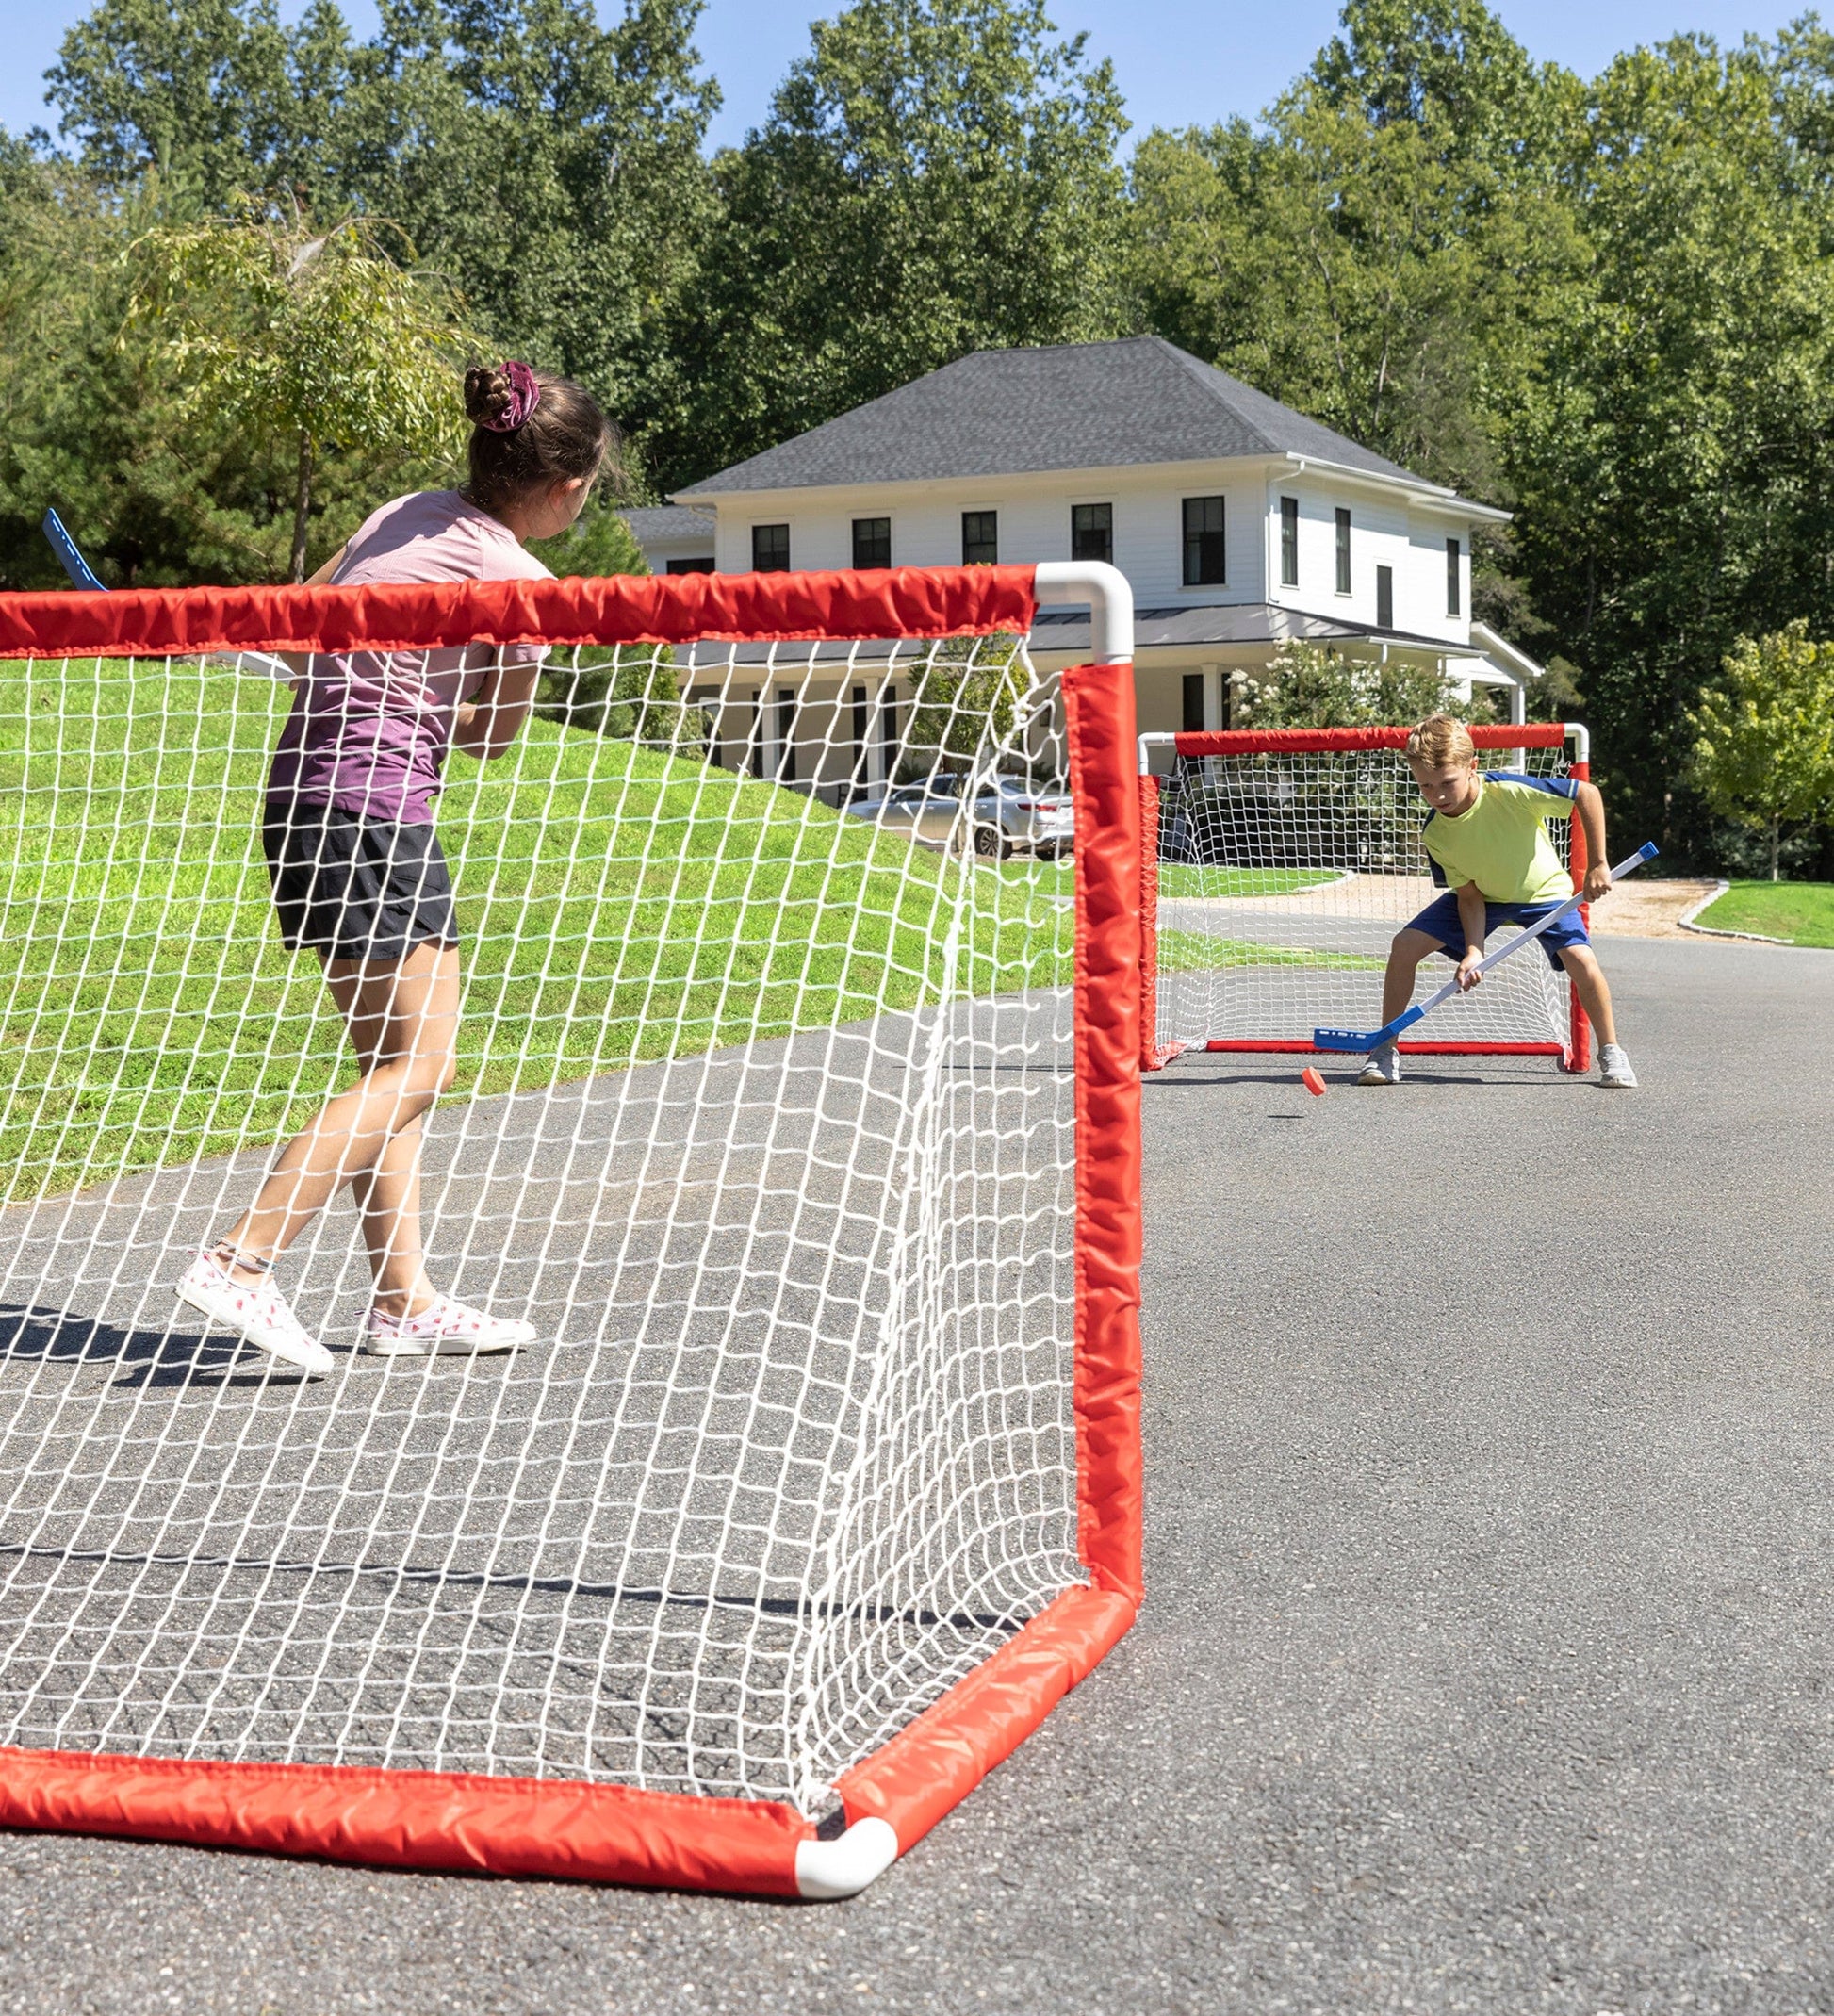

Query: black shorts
[{"left": 262, "top": 805, "right": 459, "bottom": 963}]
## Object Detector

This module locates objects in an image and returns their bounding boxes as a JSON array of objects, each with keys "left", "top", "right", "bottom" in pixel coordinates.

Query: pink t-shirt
[{"left": 267, "top": 489, "right": 552, "bottom": 825}]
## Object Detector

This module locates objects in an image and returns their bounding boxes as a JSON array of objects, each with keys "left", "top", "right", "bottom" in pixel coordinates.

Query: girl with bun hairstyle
[{"left": 176, "top": 363, "right": 614, "bottom": 1375}]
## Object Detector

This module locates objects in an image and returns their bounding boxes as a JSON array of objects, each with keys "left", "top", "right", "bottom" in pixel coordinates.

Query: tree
[
  {"left": 1124, "top": 2, "right": 1583, "bottom": 638},
  {"left": 1508, "top": 34, "right": 1834, "bottom": 865},
  {"left": 1227, "top": 642, "right": 1478, "bottom": 731},
  {"left": 127, "top": 205, "right": 472, "bottom": 579},
  {"left": 654, "top": 0, "right": 1129, "bottom": 487},
  {"left": 44, "top": 0, "right": 352, "bottom": 208},
  {"left": 1690, "top": 622, "right": 1834, "bottom": 879}
]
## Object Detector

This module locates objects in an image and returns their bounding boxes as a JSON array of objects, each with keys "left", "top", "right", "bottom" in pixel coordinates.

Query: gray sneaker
[
  {"left": 1357, "top": 1043, "right": 1401, "bottom": 1087},
  {"left": 1597, "top": 1042, "right": 1637, "bottom": 1089}
]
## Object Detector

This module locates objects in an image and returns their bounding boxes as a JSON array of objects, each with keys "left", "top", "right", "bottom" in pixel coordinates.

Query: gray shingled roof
[
  {"left": 676, "top": 338, "right": 1423, "bottom": 495},
  {"left": 619, "top": 504, "right": 717, "bottom": 544}
]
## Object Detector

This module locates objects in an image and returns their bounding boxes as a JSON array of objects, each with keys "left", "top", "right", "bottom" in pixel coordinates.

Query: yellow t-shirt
[{"left": 1420, "top": 773, "right": 1578, "bottom": 905}]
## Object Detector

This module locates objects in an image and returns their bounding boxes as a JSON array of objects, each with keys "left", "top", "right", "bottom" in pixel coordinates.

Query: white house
[{"left": 622, "top": 337, "right": 1540, "bottom": 799}]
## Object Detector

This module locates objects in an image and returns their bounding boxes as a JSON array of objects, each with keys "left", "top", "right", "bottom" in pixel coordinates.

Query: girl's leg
[
  {"left": 213, "top": 940, "right": 461, "bottom": 1288},
  {"left": 1557, "top": 944, "right": 1618, "bottom": 1048},
  {"left": 350, "top": 1116, "right": 434, "bottom": 1318}
]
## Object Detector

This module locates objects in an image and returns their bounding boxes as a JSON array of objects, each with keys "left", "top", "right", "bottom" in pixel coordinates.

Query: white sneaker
[
  {"left": 364, "top": 1293, "right": 537, "bottom": 1357},
  {"left": 1357, "top": 1044, "right": 1401, "bottom": 1087},
  {"left": 1597, "top": 1043, "right": 1637, "bottom": 1089},
  {"left": 175, "top": 1250, "right": 335, "bottom": 1378}
]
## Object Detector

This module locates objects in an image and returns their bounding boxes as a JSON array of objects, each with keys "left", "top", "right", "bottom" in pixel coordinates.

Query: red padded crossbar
[
  {"left": 0, "top": 565, "right": 1040, "bottom": 660},
  {"left": 1167, "top": 724, "right": 1570, "bottom": 760}
]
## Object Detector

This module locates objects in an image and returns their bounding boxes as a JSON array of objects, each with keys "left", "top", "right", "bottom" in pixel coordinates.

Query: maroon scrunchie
[{"left": 480, "top": 360, "right": 542, "bottom": 433}]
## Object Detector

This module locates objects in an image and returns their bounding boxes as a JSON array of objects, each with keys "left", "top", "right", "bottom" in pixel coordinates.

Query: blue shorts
[{"left": 1405, "top": 892, "right": 1588, "bottom": 971}]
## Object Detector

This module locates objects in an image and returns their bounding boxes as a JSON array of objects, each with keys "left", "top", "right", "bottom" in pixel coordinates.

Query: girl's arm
[
  {"left": 1573, "top": 781, "right": 1611, "bottom": 903},
  {"left": 452, "top": 653, "right": 544, "bottom": 761},
  {"left": 1454, "top": 879, "right": 1488, "bottom": 991},
  {"left": 276, "top": 544, "right": 351, "bottom": 681}
]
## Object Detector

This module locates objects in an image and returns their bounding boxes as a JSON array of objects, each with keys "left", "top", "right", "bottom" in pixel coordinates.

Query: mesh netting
[
  {"left": 0, "top": 626, "right": 1084, "bottom": 1817},
  {"left": 1148, "top": 734, "right": 1579, "bottom": 1057}
]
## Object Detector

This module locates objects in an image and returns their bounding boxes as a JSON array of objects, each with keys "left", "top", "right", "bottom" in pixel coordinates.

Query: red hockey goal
[
  {"left": 1138, "top": 723, "right": 1593, "bottom": 1073},
  {"left": 0, "top": 560, "right": 1138, "bottom": 1897}
]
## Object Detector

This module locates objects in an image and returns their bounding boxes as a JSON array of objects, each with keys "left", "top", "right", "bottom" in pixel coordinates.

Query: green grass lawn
[
  {"left": 0, "top": 659, "right": 1384, "bottom": 1200},
  {"left": 0, "top": 659, "right": 1078, "bottom": 1200},
  {"left": 1692, "top": 880, "right": 1834, "bottom": 947}
]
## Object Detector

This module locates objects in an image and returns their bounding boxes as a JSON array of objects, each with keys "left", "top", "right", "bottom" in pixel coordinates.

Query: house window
[
  {"left": 1072, "top": 502, "right": 1113, "bottom": 565},
  {"left": 1447, "top": 537, "right": 1462, "bottom": 617},
  {"left": 747, "top": 691, "right": 762, "bottom": 777},
  {"left": 1182, "top": 673, "right": 1206, "bottom": 733},
  {"left": 776, "top": 688, "right": 797, "bottom": 782},
  {"left": 1279, "top": 497, "right": 1299, "bottom": 587},
  {"left": 666, "top": 556, "right": 714, "bottom": 575},
  {"left": 1335, "top": 509, "right": 1351, "bottom": 596},
  {"left": 878, "top": 683, "right": 900, "bottom": 782},
  {"left": 752, "top": 523, "right": 790, "bottom": 572},
  {"left": 961, "top": 510, "right": 998, "bottom": 566},
  {"left": 850, "top": 684, "right": 870, "bottom": 797},
  {"left": 853, "top": 517, "right": 892, "bottom": 570},
  {"left": 1376, "top": 565, "right": 1394, "bottom": 631},
  {"left": 1182, "top": 497, "right": 1225, "bottom": 586}
]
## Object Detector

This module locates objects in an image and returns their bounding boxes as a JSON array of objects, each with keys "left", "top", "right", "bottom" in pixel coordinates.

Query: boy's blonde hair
[{"left": 1405, "top": 713, "right": 1476, "bottom": 768}]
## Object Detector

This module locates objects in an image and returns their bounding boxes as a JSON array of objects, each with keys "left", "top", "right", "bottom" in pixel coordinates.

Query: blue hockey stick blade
[
  {"left": 1313, "top": 1027, "right": 1389, "bottom": 1053},
  {"left": 42, "top": 508, "right": 106, "bottom": 591}
]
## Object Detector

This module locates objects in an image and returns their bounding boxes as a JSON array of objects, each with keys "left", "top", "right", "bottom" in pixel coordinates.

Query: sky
[{"left": 0, "top": 0, "right": 1789, "bottom": 152}]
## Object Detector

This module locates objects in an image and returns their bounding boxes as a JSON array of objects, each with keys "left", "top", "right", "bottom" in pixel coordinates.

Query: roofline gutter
[{"left": 1278, "top": 455, "right": 1512, "bottom": 525}]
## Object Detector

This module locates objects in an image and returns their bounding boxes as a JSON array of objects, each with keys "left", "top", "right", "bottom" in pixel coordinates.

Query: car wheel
[{"left": 973, "top": 824, "right": 1002, "bottom": 858}]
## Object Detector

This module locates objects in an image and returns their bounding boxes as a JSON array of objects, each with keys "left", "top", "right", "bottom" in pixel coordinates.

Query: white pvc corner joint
[
  {"left": 1564, "top": 720, "right": 1591, "bottom": 764},
  {"left": 1033, "top": 560, "right": 1135, "bottom": 669},
  {"left": 794, "top": 1815, "right": 900, "bottom": 1901}
]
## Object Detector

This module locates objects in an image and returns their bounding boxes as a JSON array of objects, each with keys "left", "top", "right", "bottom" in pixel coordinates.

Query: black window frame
[
  {"left": 751, "top": 522, "right": 791, "bottom": 573},
  {"left": 1279, "top": 496, "right": 1299, "bottom": 587},
  {"left": 1071, "top": 502, "right": 1113, "bottom": 565},
  {"left": 775, "top": 687, "right": 797, "bottom": 782},
  {"left": 1182, "top": 496, "right": 1225, "bottom": 587},
  {"left": 1446, "top": 537, "right": 1462, "bottom": 617},
  {"left": 961, "top": 510, "right": 999, "bottom": 566},
  {"left": 665, "top": 556, "right": 715, "bottom": 576},
  {"left": 1375, "top": 564, "right": 1394, "bottom": 632},
  {"left": 1335, "top": 508, "right": 1351, "bottom": 597},
  {"left": 852, "top": 516, "right": 892, "bottom": 570}
]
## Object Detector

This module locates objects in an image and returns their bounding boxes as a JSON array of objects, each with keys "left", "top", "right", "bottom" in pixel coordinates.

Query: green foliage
[
  {"left": 1690, "top": 622, "right": 1834, "bottom": 878},
  {"left": 653, "top": 0, "right": 1128, "bottom": 486},
  {"left": 1228, "top": 641, "right": 1482, "bottom": 731},
  {"left": 904, "top": 635, "right": 1033, "bottom": 776},
  {"left": 126, "top": 205, "right": 473, "bottom": 577}
]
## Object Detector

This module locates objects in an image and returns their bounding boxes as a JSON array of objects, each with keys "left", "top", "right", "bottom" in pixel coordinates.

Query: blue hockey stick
[
  {"left": 42, "top": 506, "right": 296, "bottom": 680},
  {"left": 42, "top": 508, "right": 106, "bottom": 591},
  {"left": 1313, "top": 841, "right": 1659, "bottom": 1054}
]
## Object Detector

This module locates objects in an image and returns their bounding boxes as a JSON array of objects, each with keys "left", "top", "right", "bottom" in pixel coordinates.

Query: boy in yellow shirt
[{"left": 1360, "top": 713, "right": 1635, "bottom": 1089}]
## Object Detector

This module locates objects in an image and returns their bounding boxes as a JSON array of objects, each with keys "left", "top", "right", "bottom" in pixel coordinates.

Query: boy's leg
[
  {"left": 1381, "top": 928, "right": 1444, "bottom": 1028},
  {"left": 1557, "top": 944, "right": 1618, "bottom": 1049},
  {"left": 1359, "top": 928, "right": 1443, "bottom": 1084}
]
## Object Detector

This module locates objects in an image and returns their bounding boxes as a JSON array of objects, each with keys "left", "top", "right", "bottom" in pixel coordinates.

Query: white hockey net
[
  {"left": 0, "top": 620, "right": 1084, "bottom": 1819},
  {"left": 1147, "top": 729, "right": 1583, "bottom": 1062}
]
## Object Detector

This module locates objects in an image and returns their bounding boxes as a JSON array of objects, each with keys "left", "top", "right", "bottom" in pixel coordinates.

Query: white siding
[{"left": 696, "top": 466, "right": 1472, "bottom": 648}]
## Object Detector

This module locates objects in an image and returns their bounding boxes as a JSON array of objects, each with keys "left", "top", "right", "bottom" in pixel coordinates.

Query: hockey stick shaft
[{"left": 1313, "top": 841, "right": 1659, "bottom": 1053}]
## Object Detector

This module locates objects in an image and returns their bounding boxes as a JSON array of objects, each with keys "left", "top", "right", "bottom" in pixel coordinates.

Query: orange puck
[{"left": 1301, "top": 1067, "right": 1327, "bottom": 1097}]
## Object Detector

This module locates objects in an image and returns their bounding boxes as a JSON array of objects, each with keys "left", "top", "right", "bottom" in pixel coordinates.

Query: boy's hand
[
  {"left": 1456, "top": 948, "right": 1484, "bottom": 992},
  {"left": 1582, "top": 862, "right": 1612, "bottom": 904}
]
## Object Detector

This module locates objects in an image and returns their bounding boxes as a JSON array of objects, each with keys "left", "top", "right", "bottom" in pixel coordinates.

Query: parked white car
[
  {"left": 846, "top": 773, "right": 1073, "bottom": 859},
  {"left": 967, "top": 776, "right": 1074, "bottom": 860}
]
